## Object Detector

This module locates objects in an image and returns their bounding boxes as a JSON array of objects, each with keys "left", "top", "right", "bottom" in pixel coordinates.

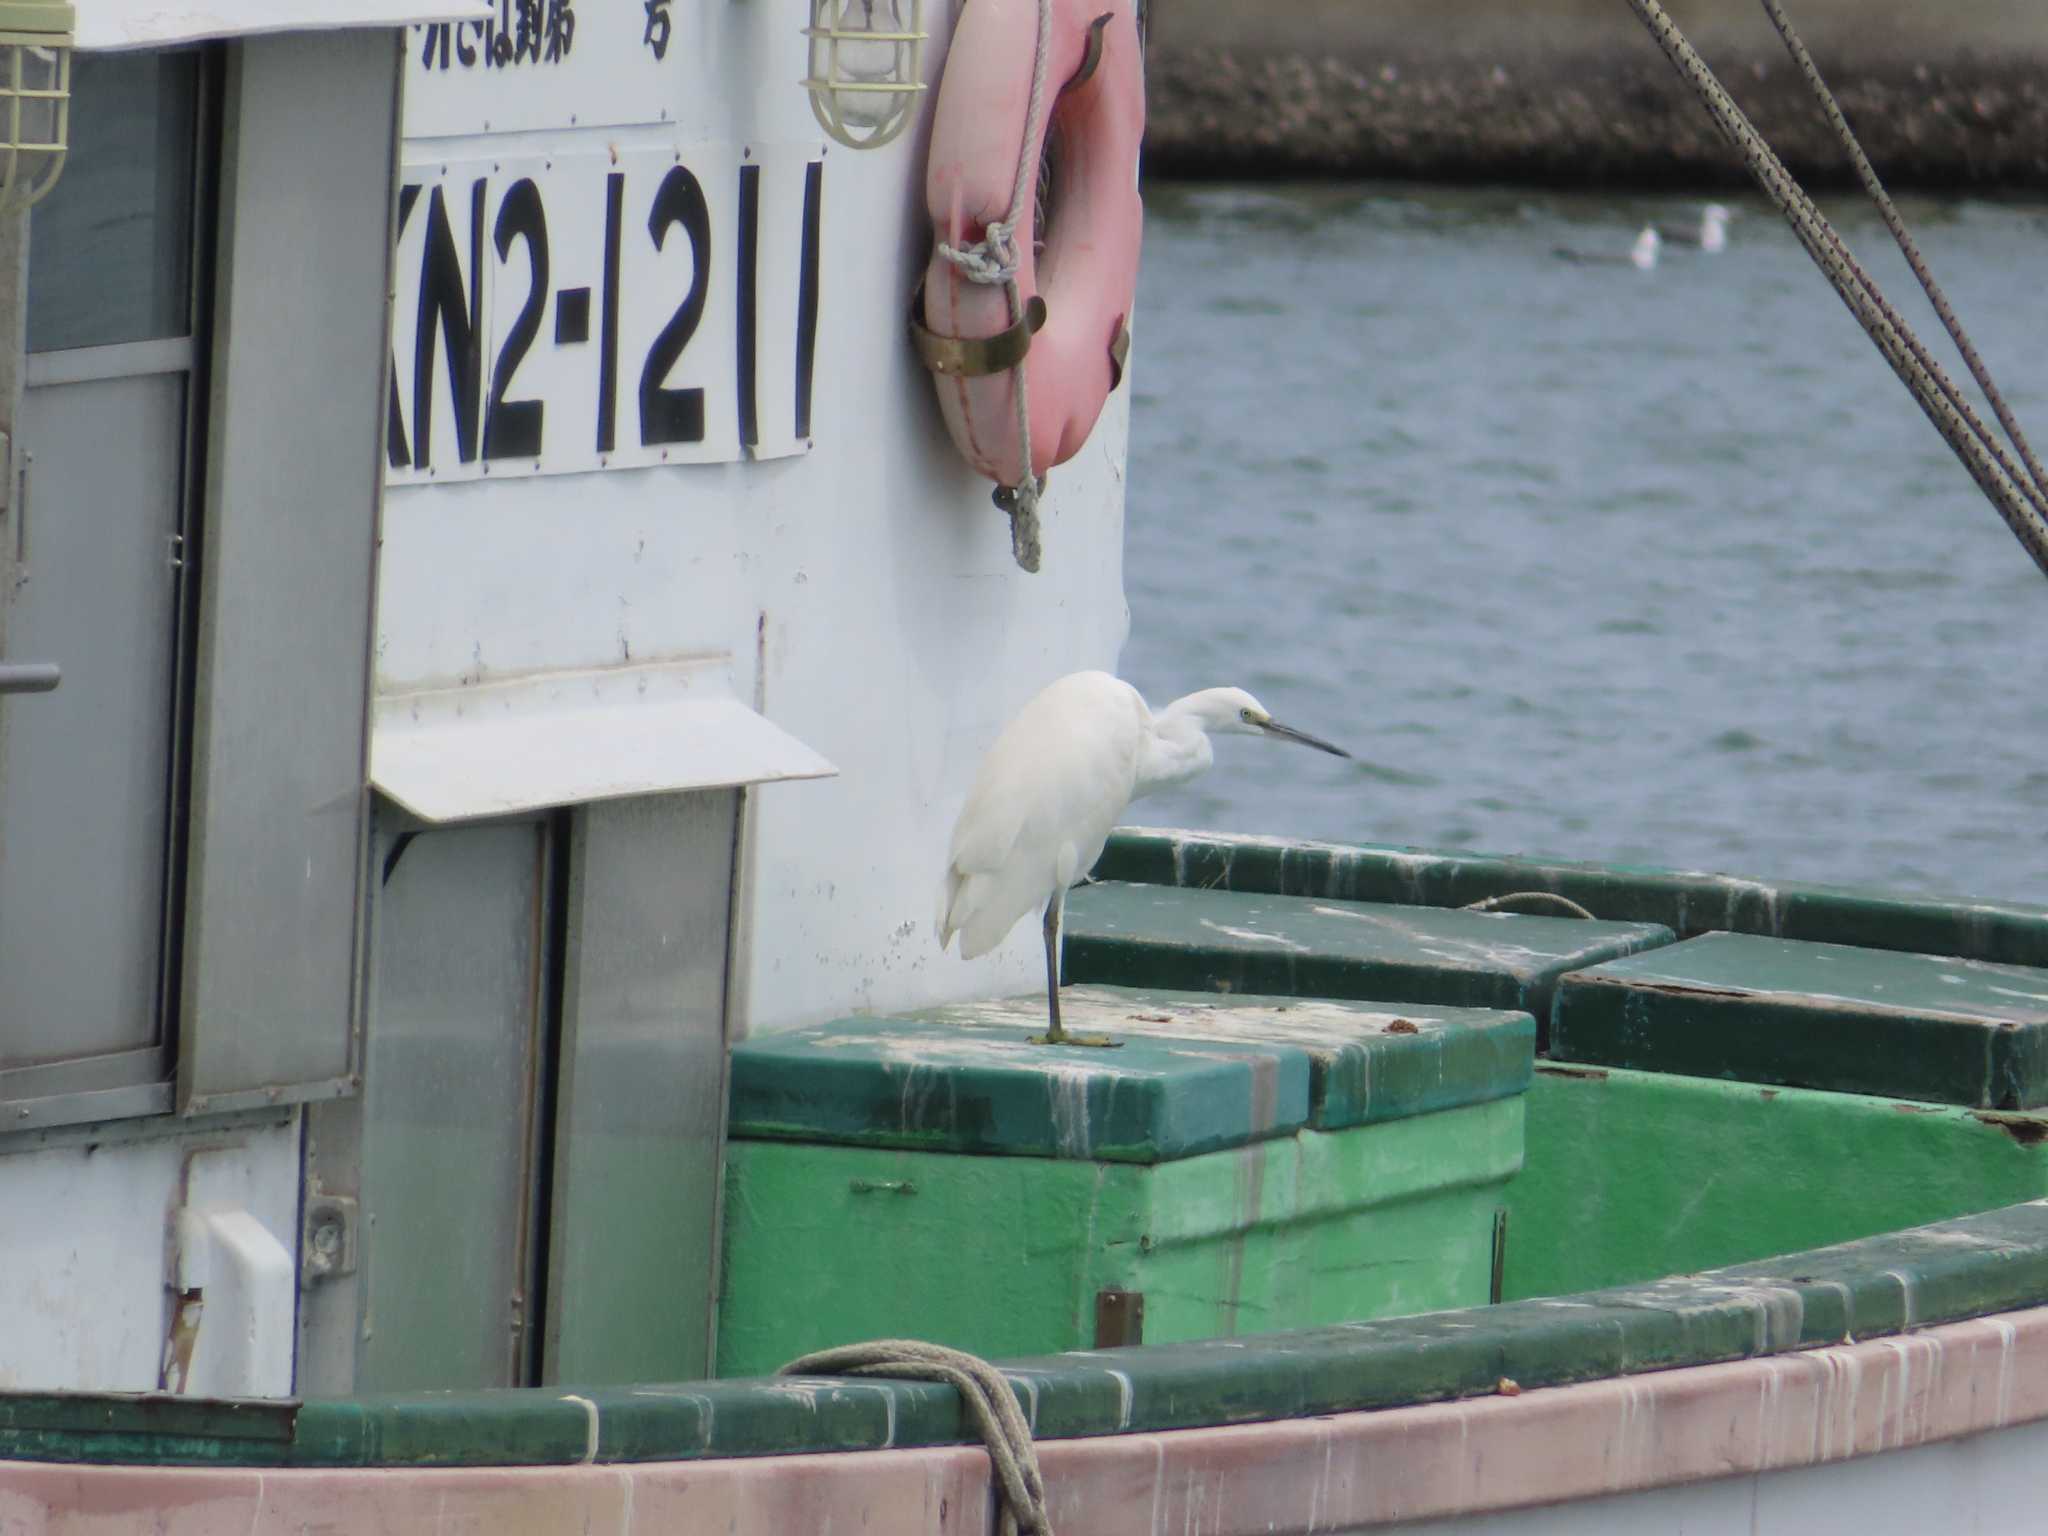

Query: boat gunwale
[
  {"left": 9, "top": 1306, "right": 2048, "bottom": 1530},
  {"left": 1094, "top": 827, "right": 2048, "bottom": 969},
  {"left": 4, "top": 1197, "right": 2048, "bottom": 1468}
]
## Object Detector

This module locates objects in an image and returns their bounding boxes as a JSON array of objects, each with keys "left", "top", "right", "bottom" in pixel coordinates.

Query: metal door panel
[
  {"left": 546, "top": 791, "right": 737, "bottom": 1383},
  {"left": 359, "top": 822, "right": 549, "bottom": 1391},
  {"left": 0, "top": 373, "right": 184, "bottom": 1063},
  {"left": 176, "top": 33, "right": 391, "bottom": 1108}
]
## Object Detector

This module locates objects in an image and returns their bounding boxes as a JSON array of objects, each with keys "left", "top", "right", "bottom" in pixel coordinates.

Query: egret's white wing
[{"left": 939, "top": 672, "right": 1147, "bottom": 959}]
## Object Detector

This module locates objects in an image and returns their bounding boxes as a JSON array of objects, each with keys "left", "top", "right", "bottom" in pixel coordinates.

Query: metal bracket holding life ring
[{"left": 913, "top": 0, "right": 1146, "bottom": 572}]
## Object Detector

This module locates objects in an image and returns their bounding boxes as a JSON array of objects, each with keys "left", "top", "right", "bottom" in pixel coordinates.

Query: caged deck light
[
  {"left": 802, "top": 0, "right": 925, "bottom": 151},
  {"left": 0, "top": 0, "right": 69, "bottom": 211}
]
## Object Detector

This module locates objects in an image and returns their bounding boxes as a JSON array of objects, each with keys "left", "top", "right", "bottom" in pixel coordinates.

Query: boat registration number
[{"left": 386, "top": 144, "right": 823, "bottom": 485}]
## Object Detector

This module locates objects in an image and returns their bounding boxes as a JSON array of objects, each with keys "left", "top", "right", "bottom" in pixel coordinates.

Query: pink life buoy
[{"left": 914, "top": 0, "right": 1145, "bottom": 497}]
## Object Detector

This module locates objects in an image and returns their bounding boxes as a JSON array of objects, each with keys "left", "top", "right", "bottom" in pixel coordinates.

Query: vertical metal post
[
  {"left": 0, "top": 205, "right": 30, "bottom": 877},
  {"left": 0, "top": 203, "right": 26, "bottom": 512}
]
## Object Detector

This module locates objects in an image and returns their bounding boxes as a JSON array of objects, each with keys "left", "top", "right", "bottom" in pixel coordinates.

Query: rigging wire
[{"left": 1624, "top": 0, "right": 2048, "bottom": 580}]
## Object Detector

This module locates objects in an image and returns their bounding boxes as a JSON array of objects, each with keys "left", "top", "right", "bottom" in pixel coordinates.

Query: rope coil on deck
[
  {"left": 779, "top": 1340, "right": 1052, "bottom": 1536},
  {"left": 1624, "top": 0, "right": 2048, "bottom": 580}
]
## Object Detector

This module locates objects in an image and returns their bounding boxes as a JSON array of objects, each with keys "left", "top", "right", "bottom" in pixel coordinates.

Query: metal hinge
[
  {"left": 1094, "top": 1287, "right": 1145, "bottom": 1347},
  {"left": 301, "top": 1193, "right": 359, "bottom": 1290}
]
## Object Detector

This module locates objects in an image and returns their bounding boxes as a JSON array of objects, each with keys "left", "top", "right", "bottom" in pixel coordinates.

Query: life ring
[{"left": 912, "top": 0, "right": 1145, "bottom": 495}]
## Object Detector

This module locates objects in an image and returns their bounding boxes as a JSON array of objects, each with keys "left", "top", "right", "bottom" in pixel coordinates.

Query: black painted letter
[
  {"left": 484, "top": 177, "right": 549, "bottom": 460},
  {"left": 640, "top": 163, "right": 710, "bottom": 447}
]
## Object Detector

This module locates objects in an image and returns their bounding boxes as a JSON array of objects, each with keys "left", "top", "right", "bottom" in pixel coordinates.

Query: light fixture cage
[
  {"left": 0, "top": 2, "right": 72, "bottom": 213},
  {"left": 802, "top": 0, "right": 925, "bottom": 152}
]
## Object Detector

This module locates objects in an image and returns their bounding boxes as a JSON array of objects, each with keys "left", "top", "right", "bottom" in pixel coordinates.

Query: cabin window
[
  {"left": 0, "top": 48, "right": 214, "bottom": 1127},
  {"left": 0, "top": 36, "right": 397, "bottom": 1133},
  {"left": 26, "top": 51, "right": 201, "bottom": 355}
]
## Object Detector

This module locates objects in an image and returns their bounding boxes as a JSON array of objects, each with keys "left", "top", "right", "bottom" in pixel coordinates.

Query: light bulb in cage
[
  {"left": 0, "top": 0, "right": 69, "bottom": 212},
  {"left": 802, "top": 0, "right": 925, "bottom": 151}
]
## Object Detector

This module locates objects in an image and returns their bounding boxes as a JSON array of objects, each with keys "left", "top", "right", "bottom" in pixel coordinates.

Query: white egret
[{"left": 936, "top": 670, "right": 1352, "bottom": 1046}]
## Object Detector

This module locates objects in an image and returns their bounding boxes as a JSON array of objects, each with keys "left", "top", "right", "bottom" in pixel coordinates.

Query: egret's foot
[{"left": 1029, "top": 1028, "right": 1122, "bottom": 1048}]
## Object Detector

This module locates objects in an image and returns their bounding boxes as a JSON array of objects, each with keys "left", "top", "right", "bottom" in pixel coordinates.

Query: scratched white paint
[
  {"left": 1197, "top": 919, "right": 1311, "bottom": 952},
  {"left": 0, "top": 1117, "right": 299, "bottom": 1392},
  {"left": 936, "top": 989, "right": 1456, "bottom": 1044},
  {"left": 1990, "top": 1317, "right": 2019, "bottom": 1426},
  {"left": 1044, "top": 1066, "right": 1094, "bottom": 1159}
]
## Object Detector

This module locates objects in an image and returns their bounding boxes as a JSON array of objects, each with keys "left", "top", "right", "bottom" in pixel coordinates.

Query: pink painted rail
[{"left": 7, "top": 1306, "right": 2047, "bottom": 1534}]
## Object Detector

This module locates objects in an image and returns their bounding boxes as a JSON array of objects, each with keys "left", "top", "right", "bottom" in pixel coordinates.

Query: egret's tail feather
[
  {"left": 936, "top": 866, "right": 963, "bottom": 951},
  {"left": 937, "top": 864, "right": 1029, "bottom": 961}
]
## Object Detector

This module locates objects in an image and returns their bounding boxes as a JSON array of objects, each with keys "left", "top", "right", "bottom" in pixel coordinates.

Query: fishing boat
[{"left": 6, "top": 1, "right": 2048, "bottom": 1532}]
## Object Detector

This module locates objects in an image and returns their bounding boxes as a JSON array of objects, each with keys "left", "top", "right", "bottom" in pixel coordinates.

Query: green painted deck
[
  {"left": 1062, "top": 881, "right": 1672, "bottom": 1035},
  {"left": 1551, "top": 931, "right": 2048, "bottom": 1108},
  {"left": 14, "top": 834, "right": 2048, "bottom": 1475},
  {"left": 718, "top": 1096, "right": 1521, "bottom": 1375},
  {"left": 716, "top": 986, "right": 1535, "bottom": 1376},
  {"left": 868, "top": 987, "right": 1535, "bottom": 1132},
  {"left": 1503, "top": 1063, "right": 2048, "bottom": 1300},
  {"left": 727, "top": 1011, "right": 1311, "bottom": 1163}
]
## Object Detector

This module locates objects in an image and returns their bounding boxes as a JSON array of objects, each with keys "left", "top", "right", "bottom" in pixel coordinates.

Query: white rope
[{"left": 935, "top": 0, "right": 1056, "bottom": 572}]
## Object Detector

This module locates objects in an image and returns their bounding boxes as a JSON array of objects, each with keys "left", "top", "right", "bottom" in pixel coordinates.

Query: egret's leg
[
  {"left": 1029, "top": 888, "right": 1118, "bottom": 1048},
  {"left": 1041, "top": 894, "right": 1065, "bottom": 1042}
]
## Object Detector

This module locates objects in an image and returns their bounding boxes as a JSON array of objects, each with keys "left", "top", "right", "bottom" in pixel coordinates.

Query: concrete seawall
[{"left": 1143, "top": 0, "right": 2048, "bottom": 188}]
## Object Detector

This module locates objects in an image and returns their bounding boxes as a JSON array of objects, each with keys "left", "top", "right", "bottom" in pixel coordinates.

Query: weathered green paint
[
  {"left": 918, "top": 988, "right": 1534, "bottom": 1131},
  {"left": 1063, "top": 880, "right": 1671, "bottom": 1034},
  {"left": 1551, "top": 932, "right": 2048, "bottom": 1108},
  {"left": 13, "top": 1198, "right": 2048, "bottom": 1468},
  {"left": 715, "top": 1096, "right": 1524, "bottom": 1377},
  {"left": 733, "top": 988, "right": 1532, "bottom": 1155},
  {"left": 727, "top": 1010, "right": 1312, "bottom": 1162},
  {"left": 1503, "top": 1064, "right": 2048, "bottom": 1301},
  {"left": 0, "top": 1394, "right": 296, "bottom": 1442},
  {"left": 1093, "top": 828, "right": 2048, "bottom": 968}
]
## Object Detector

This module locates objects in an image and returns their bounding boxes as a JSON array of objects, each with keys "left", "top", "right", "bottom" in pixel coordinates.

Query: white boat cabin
[{"left": 0, "top": 0, "right": 1133, "bottom": 1398}]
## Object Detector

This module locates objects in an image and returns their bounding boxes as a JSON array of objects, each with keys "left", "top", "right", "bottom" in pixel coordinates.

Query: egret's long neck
[{"left": 1134, "top": 696, "right": 1215, "bottom": 800}]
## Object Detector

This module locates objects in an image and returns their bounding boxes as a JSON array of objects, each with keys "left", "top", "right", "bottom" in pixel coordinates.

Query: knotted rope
[
  {"left": 1624, "top": 0, "right": 2048, "bottom": 580},
  {"left": 780, "top": 1340, "right": 1052, "bottom": 1536},
  {"left": 935, "top": 0, "right": 1055, "bottom": 572}
]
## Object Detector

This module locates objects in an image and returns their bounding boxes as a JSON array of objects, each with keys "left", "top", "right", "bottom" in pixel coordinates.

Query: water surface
[{"left": 1122, "top": 184, "right": 2048, "bottom": 904}]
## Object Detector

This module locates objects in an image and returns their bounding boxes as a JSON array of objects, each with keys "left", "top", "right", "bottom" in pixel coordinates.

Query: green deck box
[
  {"left": 1551, "top": 930, "right": 2048, "bottom": 1108},
  {"left": 1062, "top": 882, "right": 1674, "bottom": 1046},
  {"left": 716, "top": 985, "right": 1534, "bottom": 1376}
]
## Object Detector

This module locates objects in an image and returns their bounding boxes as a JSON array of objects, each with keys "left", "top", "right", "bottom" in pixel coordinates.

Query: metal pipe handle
[{"left": 0, "top": 662, "right": 60, "bottom": 694}]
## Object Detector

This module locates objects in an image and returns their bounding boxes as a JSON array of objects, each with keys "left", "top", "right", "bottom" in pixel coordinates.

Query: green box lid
[
  {"left": 1063, "top": 881, "right": 1673, "bottom": 1041},
  {"left": 727, "top": 1011, "right": 1312, "bottom": 1163},
  {"left": 920, "top": 986, "right": 1534, "bottom": 1131},
  {"left": 1550, "top": 931, "right": 2048, "bottom": 1108}
]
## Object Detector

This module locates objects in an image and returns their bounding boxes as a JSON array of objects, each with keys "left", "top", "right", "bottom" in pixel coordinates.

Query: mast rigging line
[{"left": 1624, "top": 0, "right": 2048, "bottom": 582}]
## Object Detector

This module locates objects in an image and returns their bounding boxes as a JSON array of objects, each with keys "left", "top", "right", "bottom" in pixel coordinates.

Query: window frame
[
  {"left": 0, "top": 34, "right": 402, "bottom": 1135},
  {"left": 0, "top": 46, "right": 219, "bottom": 1132}
]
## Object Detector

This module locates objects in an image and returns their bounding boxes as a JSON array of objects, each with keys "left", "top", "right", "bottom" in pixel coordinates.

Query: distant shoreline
[{"left": 1141, "top": 1, "right": 2048, "bottom": 190}]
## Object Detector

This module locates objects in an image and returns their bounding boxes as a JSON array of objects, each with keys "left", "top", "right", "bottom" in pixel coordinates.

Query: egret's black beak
[{"left": 1258, "top": 718, "right": 1352, "bottom": 758}]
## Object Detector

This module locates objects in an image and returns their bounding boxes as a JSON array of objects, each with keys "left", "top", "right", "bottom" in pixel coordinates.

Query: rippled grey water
[{"left": 1121, "top": 183, "right": 2048, "bottom": 904}]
